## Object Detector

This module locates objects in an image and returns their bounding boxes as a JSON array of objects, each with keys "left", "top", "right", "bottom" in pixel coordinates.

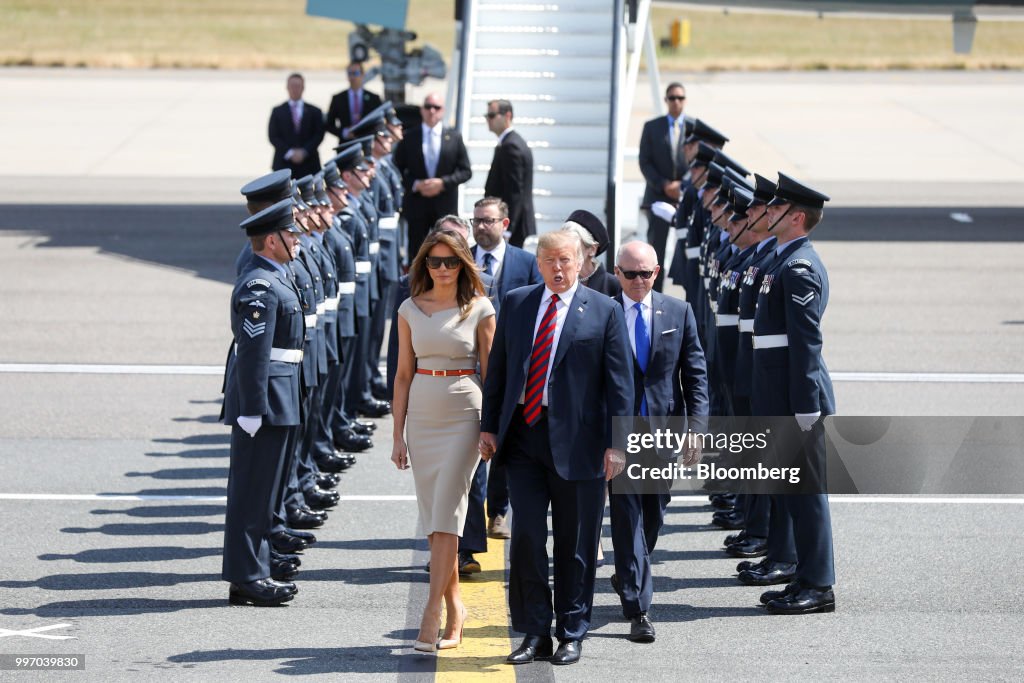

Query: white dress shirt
[
  {"left": 476, "top": 239, "right": 506, "bottom": 281},
  {"left": 520, "top": 280, "right": 579, "bottom": 407},
  {"left": 621, "top": 290, "right": 653, "bottom": 360}
]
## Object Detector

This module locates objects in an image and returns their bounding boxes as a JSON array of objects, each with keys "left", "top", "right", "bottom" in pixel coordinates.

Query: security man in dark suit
[
  {"left": 268, "top": 73, "right": 324, "bottom": 178},
  {"left": 391, "top": 93, "right": 472, "bottom": 261},
  {"left": 747, "top": 172, "right": 836, "bottom": 615},
  {"left": 222, "top": 199, "right": 305, "bottom": 606},
  {"left": 609, "top": 240, "right": 708, "bottom": 643},
  {"left": 480, "top": 230, "right": 633, "bottom": 666},
  {"left": 483, "top": 99, "right": 536, "bottom": 247},
  {"left": 638, "top": 82, "right": 690, "bottom": 292},
  {"left": 325, "top": 61, "right": 383, "bottom": 142}
]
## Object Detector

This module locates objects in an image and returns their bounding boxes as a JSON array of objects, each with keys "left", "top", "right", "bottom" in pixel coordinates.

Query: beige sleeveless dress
[{"left": 398, "top": 296, "right": 495, "bottom": 536}]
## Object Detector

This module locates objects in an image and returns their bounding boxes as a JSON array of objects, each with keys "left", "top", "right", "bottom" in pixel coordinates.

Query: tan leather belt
[{"left": 416, "top": 368, "right": 476, "bottom": 377}]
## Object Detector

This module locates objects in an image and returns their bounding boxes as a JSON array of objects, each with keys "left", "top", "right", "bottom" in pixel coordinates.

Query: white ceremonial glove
[
  {"left": 795, "top": 412, "right": 821, "bottom": 432},
  {"left": 237, "top": 415, "right": 263, "bottom": 438},
  {"left": 651, "top": 201, "right": 677, "bottom": 223}
]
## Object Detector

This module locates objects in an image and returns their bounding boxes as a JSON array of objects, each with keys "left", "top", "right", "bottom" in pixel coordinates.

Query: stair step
[
  {"left": 475, "top": 10, "right": 613, "bottom": 32},
  {"left": 471, "top": 75, "right": 611, "bottom": 98},
  {"left": 466, "top": 122, "right": 607, "bottom": 147},
  {"left": 472, "top": 29, "right": 612, "bottom": 51},
  {"left": 473, "top": 55, "right": 615, "bottom": 76}
]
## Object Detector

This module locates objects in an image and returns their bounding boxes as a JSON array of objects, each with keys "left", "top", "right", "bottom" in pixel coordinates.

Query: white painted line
[
  {"left": 0, "top": 363, "right": 223, "bottom": 376},
  {"left": 0, "top": 493, "right": 417, "bottom": 502},
  {"left": 831, "top": 372, "right": 1024, "bottom": 384},
  {"left": 830, "top": 496, "right": 1024, "bottom": 504},
  {"left": 3, "top": 363, "right": 1022, "bottom": 384},
  {"left": 0, "top": 624, "right": 76, "bottom": 640}
]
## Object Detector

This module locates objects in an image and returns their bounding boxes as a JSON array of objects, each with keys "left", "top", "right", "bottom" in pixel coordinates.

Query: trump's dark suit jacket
[
  {"left": 481, "top": 283, "right": 634, "bottom": 481},
  {"left": 483, "top": 130, "right": 536, "bottom": 247},
  {"left": 325, "top": 88, "right": 382, "bottom": 141},
  {"left": 268, "top": 100, "right": 324, "bottom": 178}
]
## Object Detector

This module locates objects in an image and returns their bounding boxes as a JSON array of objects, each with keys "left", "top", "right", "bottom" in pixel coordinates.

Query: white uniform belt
[
  {"left": 686, "top": 247, "right": 701, "bottom": 259},
  {"left": 324, "top": 296, "right": 340, "bottom": 310},
  {"left": 355, "top": 261, "right": 372, "bottom": 274},
  {"left": 703, "top": 277, "right": 710, "bottom": 289},
  {"left": 753, "top": 334, "right": 789, "bottom": 349},
  {"left": 739, "top": 318, "right": 754, "bottom": 333},
  {"left": 368, "top": 241, "right": 380, "bottom": 255},
  {"left": 234, "top": 344, "right": 303, "bottom": 363},
  {"left": 716, "top": 314, "right": 739, "bottom": 327},
  {"left": 677, "top": 228, "right": 688, "bottom": 239},
  {"left": 709, "top": 301, "right": 718, "bottom": 313},
  {"left": 304, "top": 314, "right": 318, "bottom": 328},
  {"left": 315, "top": 302, "right": 326, "bottom": 315},
  {"left": 378, "top": 215, "right": 399, "bottom": 230},
  {"left": 337, "top": 281, "right": 356, "bottom": 294}
]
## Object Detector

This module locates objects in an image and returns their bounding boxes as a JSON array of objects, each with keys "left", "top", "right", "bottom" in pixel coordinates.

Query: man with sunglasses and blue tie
[{"left": 609, "top": 240, "right": 708, "bottom": 643}]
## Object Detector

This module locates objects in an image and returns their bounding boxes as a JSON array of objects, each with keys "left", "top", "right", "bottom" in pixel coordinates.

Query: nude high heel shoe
[
  {"left": 413, "top": 608, "right": 442, "bottom": 653},
  {"left": 438, "top": 605, "right": 467, "bottom": 650}
]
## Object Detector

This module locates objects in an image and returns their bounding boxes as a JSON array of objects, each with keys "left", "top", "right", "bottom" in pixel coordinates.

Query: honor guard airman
[{"left": 222, "top": 199, "right": 305, "bottom": 606}]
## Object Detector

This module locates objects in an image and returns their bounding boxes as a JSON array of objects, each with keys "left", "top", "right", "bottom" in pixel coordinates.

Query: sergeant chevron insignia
[
  {"left": 792, "top": 292, "right": 815, "bottom": 306},
  {"left": 242, "top": 320, "right": 266, "bottom": 338}
]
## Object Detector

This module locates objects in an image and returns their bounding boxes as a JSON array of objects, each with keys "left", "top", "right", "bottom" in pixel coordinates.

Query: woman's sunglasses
[{"left": 425, "top": 256, "right": 462, "bottom": 270}]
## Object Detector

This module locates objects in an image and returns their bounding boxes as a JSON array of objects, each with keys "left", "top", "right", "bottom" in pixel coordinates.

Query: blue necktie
[
  {"left": 482, "top": 252, "right": 494, "bottom": 276},
  {"left": 634, "top": 302, "right": 649, "bottom": 416}
]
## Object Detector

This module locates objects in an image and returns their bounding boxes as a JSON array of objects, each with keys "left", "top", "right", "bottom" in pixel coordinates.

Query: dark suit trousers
[
  {"left": 486, "top": 460, "right": 510, "bottom": 519},
  {"left": 609, "top": 484, "right": 670, "bottom": 618},
  {"left": 344, "top": 316, "right": 371, "bottom": 415},
  {"left": 367, "top": 278, "right": 395, "bottom": 388},
  {"left": 278, "top": 392, "right": 312, "bottom": 530},
  {"left": 222, "top": 424, "right": 290, "bottom": 583},
  {"left": 313, "top": 360, "right": 342, "bottom": 459},
  {"left": 460, "top": 460, "right": 488, "bottom": 554},
  {"left": 504, "top": 408, "right": 605, "bottom": 640},
  {"left": 646, "top": 211, "right": 671, "bottom": 292}
]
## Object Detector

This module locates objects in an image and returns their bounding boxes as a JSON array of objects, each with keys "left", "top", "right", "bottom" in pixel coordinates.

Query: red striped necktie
[{"left": 523, "top": 294, "right": 559, "bottom": 426}]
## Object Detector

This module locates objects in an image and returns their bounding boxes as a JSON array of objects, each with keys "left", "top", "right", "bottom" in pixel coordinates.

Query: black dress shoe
[
  {"left": 335, "top": 450, "right": 357, "bottom": 466},
  {"left": 737, "top": 557, "right": 768, "bottom": 573},
  {"left": 271, "top": 531, "right": 307, "bottom": 554},
  {"left": 550, "top": 639, "right": 581, "bottom": 665},
  {"left": 712, "top": 510, "right": 745, "bottom": 530},
  {"left": 766, "top": 585, "right": 835, "bottom": 614},
  {"left": 370, "top": 380, "right": 389, "bottom": 401},
  {"left": 265, "top": 578, "right": 297, "bottom": 592},
  {"left": 726, "top": 536, "right": 768, "bottom": 558},
  {"left": 357, "top": 400, "right": 391, "bottom": 418},
  {"left": 760, "top": 581, "right": 800, "bottom": 605},
  {"left": 458, "top": 552, "right": 481, "bottom": 576},
  {"left": 506, "top": 635, "right": 553, "bottom": 664},
  {"left": 271, "top": 559, "right": 299, "bottom": 581},
  {"left": 316, "top": 452, "right": 351, "bottom": 473},
  {"left": 710, "top": 494, "right": 737, "bottom": 511},
  {"left": 284, "top": 529, "right": 317, "bottom": 545},
  {"left": 335, "top": 430, "right": 372, "bottom": 452},
  {"left": 228, "top": 579, "right": 295, "bottom": 606},
  {"left": 724, "top": 530, "right": 748, "bottom": 546},
  {"left": 287, "top": 508, "right": 326, "bottom": 529},
  {"left": 738, "top": 560, "right": 796, "bottom": 586},
  {"left": 304, "top": 487, "right": 340, "bottom": 510},
  {"left": 355, "top": 419, "right": 377, "bottom": 432},
  {"left": 628, "top": 614, "right": 656, "bottom": 643},
  {"left": 271, "top": 551, "right": 301, "bottom": 567},
  {"left": 316, "top": 472, "right": 341, "bottom": 490}
]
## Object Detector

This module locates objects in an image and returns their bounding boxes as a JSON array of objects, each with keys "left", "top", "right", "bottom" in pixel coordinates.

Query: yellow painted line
[{"left": 436, "top": 534, "right": 514, "bottom": 681}]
